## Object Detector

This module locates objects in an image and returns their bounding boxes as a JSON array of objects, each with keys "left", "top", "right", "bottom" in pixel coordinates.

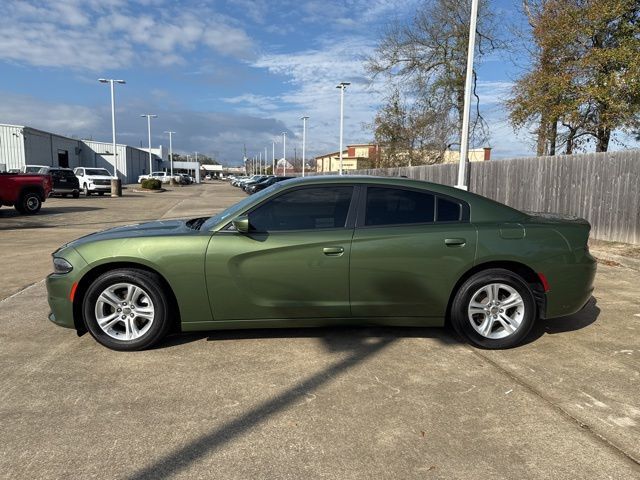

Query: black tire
[
  {"left": 15, "top": 191, "right": 42, "bottom": 214},
  {"left": 450, "top": 268, "right": 536, "bottom": 349},
  {"left": 72, "top": 190, "right": 80, "bottom": 198},
  {"left": 83, "top": 184, "right": 90, "bottom": 196},
  {"left": 98, "top": 192, "right": 105, "bottom": 196},
  {"left": 82, "top": 268, "right": 172, "bottom": 351}
]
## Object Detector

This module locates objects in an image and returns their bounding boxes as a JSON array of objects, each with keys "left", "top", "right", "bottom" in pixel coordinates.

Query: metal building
[{"left": 0, "top": 123, "right": 162, "bottom": 183}]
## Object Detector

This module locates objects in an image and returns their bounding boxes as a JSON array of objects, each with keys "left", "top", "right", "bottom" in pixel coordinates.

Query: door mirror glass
[{"left": 232, "top": 215, "right": 250, "bottom": 233}]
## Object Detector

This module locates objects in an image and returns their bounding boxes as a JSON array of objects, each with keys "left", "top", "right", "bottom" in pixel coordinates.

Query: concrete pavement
[{"left": 1, "top": 182, "right": 638, "bottom": 479}]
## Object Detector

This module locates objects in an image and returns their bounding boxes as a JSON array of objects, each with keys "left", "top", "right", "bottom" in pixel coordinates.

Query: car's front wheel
[
  {"left": 450, "top": 268, "right": 536, "bottom": 349},
  {"left": 82, "top": 268, "right": 171, "bottom": 350}
]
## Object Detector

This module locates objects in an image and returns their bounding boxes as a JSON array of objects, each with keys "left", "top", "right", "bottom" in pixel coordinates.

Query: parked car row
[
  {"left": 138, "top": 171, "right": 195, "bottom": 185},
  {"left": 228, "top": 175, "right": 296, "bottom": 194}
]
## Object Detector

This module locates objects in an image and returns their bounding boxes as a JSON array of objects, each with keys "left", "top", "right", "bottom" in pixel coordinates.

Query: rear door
[{"left": 350, "top": 185, "right": 477, "bottom": 318}]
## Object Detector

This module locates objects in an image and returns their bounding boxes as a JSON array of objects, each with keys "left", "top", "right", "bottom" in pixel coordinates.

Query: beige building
[
  {"left": 315, "top": 144, "right": 491, "bottom": 173},
  {"left": 315, "top": 144, "right": 380, "bottom": 173}
]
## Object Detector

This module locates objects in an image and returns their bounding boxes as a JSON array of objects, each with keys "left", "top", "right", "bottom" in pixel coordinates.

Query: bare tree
[{"left": 366, "top": 0, "right": 501, "bottom": 165}]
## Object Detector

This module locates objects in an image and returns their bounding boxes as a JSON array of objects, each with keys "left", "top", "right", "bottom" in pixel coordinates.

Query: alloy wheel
[
  {"left": 94, "top": 282, "right": 155, "bottom": 341},
  {"left": 467, "top": 283, "right": 525, "bottom": 339}
]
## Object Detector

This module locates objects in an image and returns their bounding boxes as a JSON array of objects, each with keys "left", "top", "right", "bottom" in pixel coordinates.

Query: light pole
[
  {"left": 272, "top": 140, "right": 276, "bottom": 174},
  {"left": 164, "top": 131, "right": 175, "bottom": 178},
  {"left": 259, "top": 151, "right": 262, "bottom": 174},
  {"left": 265, "top": 147, "right": 268, "bottom": 174},
  {"left": 336, "top": 82, "right": 350, "bottom": 175},
  {"left": 282, "top": 132, "right": 287, "bottom": 176},
  {"left": 455, "top": 0, "right": 479, "bottom": 191},
  {"left": 301, "top": 116, "right": 309, "bottom": 177},
  {"left": 98, "top": 78, "right": 125, "bottom": 177},
  {"left": 140, "top": 114, "right": 157, "bottom": 174}
]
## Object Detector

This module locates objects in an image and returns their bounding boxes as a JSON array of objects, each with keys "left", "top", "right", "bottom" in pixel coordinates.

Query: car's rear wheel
[
  {"left": 15, "top": 191, "right": 42, "bottom": 214},
  {"left": 98, "top": 192, "right": 105, "bottom": 196},
  {"left": 82, "top": 268, "right": 171, "bottom": 351},
  {"left": 450, "top": 268, "right": 536, "bottom": 349},
  {"left": 72, "top": 190, "right": 80, "bottom": 198}
]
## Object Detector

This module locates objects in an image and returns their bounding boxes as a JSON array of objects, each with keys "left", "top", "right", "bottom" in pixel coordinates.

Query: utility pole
[
  {"left": 301, "top": 116, "right": 308, "bottom": 177},
  {"left": 140, "top": 114, "right": 157, "bottom": 174},
  {"left": 336, "top": 82, "right": 350, "bottom": 175},
  {"left": 164, "top": 131, "right": 175, "bottom": 178},
  {"left": 282, "top": 132, "right": 287, "bottom": 176},
  {"left": 455, "top": 0, "right": 479, "bottom": 191},
  {"left": 98, "top": 78, "right": 125, "bottom": 178}
]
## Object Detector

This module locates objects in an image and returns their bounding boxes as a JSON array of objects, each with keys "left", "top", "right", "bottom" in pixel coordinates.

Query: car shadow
[
  {"left": 153, "top": 325, "right": 459, "bottom": 352},
  {"left": 523, "top": 296, "right": 600, "bottom": 345}
]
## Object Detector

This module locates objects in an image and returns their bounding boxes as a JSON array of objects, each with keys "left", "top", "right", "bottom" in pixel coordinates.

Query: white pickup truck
[{"left": 138, "top": 171, "right": 179, "bottom": 184}]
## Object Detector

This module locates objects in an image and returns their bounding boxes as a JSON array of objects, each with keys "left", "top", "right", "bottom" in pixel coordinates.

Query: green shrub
[{"left": 141, "top": 178, "right": 162, "bottom": 190}]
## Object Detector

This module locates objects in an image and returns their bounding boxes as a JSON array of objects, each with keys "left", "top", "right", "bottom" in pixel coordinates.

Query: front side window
[
  {"left": 249, "top": 186, "right": 353, "bottom": 232},
  {"left": 365, "top": 187, "right": 435, "bottom": 226}
]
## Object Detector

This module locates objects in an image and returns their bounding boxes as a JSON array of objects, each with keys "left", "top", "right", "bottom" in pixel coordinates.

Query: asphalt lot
[{"left": 1, "top": 182, "right": 639, "bottom": 479}]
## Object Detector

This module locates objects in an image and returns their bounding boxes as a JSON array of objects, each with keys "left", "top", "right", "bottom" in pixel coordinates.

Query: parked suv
[
  {"left": 38, "top": 167, "right": 80, "bottom": 198},
  {"left": 138, "top": 171, "right": 179, "bottom": 184},
  {"left": 74, "top": 167, "right": 114, "bottom": 196},
  {"left": 0, "top": 172, "right": 52, "bottom": 214}
]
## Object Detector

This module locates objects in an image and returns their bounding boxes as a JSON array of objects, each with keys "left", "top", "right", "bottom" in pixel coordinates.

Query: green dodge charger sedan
[{"left": 47, "top": 176, "right": 596, "bottom": 351}]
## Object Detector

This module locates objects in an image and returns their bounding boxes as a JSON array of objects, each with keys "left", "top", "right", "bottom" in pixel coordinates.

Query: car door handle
[
  {"left": 444, "top": 238, "right": 466, "bottom": 247},
  {"left": 323, "top": 247, "right": 345, "bottom": 256}
]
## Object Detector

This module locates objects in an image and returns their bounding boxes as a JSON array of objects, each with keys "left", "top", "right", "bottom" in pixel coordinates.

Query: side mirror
[{"left": 232, "top": 215, "right": 250, "bottom": 233}]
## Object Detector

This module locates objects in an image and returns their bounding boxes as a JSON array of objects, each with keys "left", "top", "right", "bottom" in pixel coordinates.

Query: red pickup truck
[{"left": 0, "top": 173, "right": 53, "bottom": 214}]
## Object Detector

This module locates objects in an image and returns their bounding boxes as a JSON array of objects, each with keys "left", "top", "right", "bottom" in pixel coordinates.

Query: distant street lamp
[
  {"left": 336, "top": 82, "right": 350, "bottom": 175},
  {"left": 301, "top": 116, "right": 309, "bottom": 177},
  {"left": 140, "top": 114, "right": 157, "bottom": 174},
  {"left": 98, "top": 78, "right": 125, "bottom": 177},
  {"left": 164, "top": 131, "right": 175, "bottom": 178},
  {"left": 272, "top": 140, "right": 276, "bottom": 174},
  {"left": 265, "top": 147, "right": 268, "bottom": 174},
  {"left": 282, "top": 132, "right": 287, "bottom": 176}
]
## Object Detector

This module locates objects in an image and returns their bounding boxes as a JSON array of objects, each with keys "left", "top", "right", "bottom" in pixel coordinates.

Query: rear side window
[
  {"left": 437, "top": 197, "right": 462, "bottom": 222},
  {"left": 249, "top": 186, "right": 353, "bottom": 232},
  {"left": 365, "top": 187, "right": 435, "bottom": 226}
]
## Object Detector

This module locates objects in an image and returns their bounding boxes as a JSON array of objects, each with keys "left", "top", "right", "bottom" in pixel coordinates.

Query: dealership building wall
[{"left": 0, "top": 124, "right": 162, "bottom": 183}]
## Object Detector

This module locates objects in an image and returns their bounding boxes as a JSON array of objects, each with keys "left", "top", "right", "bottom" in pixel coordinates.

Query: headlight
[{"left": 53, "top": 257, "right": 73, "bottom": 274}]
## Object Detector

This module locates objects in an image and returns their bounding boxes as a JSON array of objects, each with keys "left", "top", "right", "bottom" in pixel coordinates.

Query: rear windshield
[{"left": 85, "top": 169, "right": 111, "bottom": 176}]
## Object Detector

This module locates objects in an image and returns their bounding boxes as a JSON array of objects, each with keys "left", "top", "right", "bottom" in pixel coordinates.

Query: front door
[
  {"left": 205, "top": 185, "right": 356, "bottom": 320},
  {"left": 350, "top": 185, "right": 477, "bottom": 318}
]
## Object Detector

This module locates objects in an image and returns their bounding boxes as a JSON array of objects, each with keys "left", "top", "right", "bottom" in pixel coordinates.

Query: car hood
[{"left": 61, "top": 219, "right": 194, "bottom": 249}]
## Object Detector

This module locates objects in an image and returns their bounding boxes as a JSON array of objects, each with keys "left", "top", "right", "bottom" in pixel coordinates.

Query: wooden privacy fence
[{"left": 339, "top": 150, "right": 640, "bottom": 244}]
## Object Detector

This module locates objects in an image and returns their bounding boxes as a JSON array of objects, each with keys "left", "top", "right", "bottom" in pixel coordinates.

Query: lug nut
[
  {"left": 121, "top": 315, "right": 126, "bottom": 319},
  {"left": 130, "top": 313, "right": 134, "bottom": 317},
  {"left": 117, "top": 308, "right": 121, "bottom": 312}
]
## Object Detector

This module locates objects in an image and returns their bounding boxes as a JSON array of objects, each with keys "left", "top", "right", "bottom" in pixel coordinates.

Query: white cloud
[
  {"left": 0, "top": 0, "right": 255, "bottom": 70},
  {"left": 0, "top": 93, "right": 101, "bottom": 134}
]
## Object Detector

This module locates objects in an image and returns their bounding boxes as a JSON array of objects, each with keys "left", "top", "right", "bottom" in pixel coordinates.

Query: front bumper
[
  {"left": 88, "top": 183, "right": 111, "bottom": 191},
  {"left": 46, "top": 247, "right": 88, "bottom": 330}
]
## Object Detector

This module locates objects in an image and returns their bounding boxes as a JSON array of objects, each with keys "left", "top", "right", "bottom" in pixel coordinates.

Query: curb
[
  {"left": 590, "top": 248, "right": 640, "bottom": 271},
  {"left": 131, "top": 188, "right": 167, "bottom": 194}
]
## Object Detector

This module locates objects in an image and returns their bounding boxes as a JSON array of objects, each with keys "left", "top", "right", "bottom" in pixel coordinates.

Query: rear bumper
[{"left": 543, "top": 250, "right": 597, "bottom": 319}]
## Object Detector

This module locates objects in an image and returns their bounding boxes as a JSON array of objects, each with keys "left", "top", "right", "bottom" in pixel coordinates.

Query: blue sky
[{"left": 1, "top": 0, "right": 625, "bottom": 165}]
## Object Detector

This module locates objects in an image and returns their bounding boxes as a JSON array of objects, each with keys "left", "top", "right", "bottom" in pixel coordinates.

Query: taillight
[{"left": 537, "top": 272, "right": 550, "bottom": 292}]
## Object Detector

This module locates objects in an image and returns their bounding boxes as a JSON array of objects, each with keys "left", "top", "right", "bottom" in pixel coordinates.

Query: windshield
[
  {"left": 200, "top": 182, "right": 282, "bottom": 231},
  {"left": 85, "top": 169, "right": 111, "bottom": 176}
]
